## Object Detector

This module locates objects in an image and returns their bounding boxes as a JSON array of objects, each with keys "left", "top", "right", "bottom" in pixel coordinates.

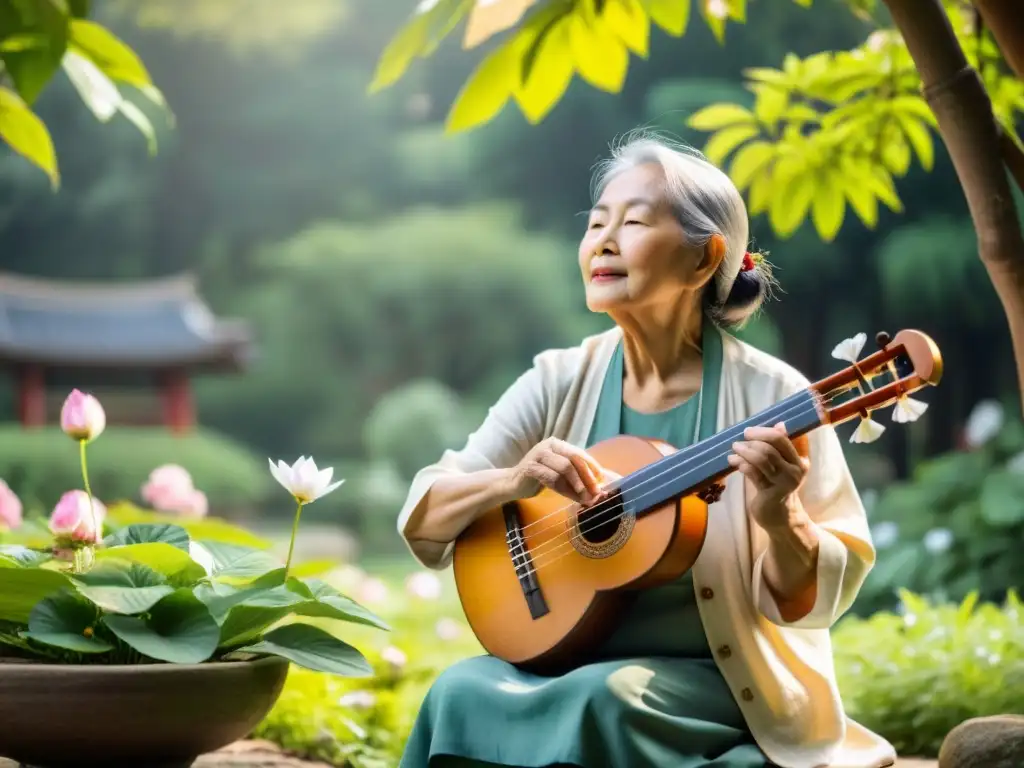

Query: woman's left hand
[{"left": 727, "top": 422, "right": 810, "bottom": 531}]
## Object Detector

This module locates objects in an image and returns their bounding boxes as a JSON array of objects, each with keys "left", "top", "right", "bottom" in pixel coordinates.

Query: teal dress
[{"left": 400, "top": 322, "right": 771, "bottom": 768}]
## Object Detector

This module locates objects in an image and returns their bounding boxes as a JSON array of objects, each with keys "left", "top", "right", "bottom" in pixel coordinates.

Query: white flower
[
  {"left": 405, "top": 571, "right": 442, "bottom": 601},
  {"left": 850, "top": 416, "right": 886, "bottom": 444},
  {"left": 892, "top": 396, "right": 929, "bottom": 424},
  {"left": 871, "top": 521, "right": 899, "bottom": 549},
  {"left": 338, "top": 690, "right": 376, "bottom": 710},
  {"left": 381, "top": 645, "right": 407, "bottom": 671},
  {"left": 435, "top": 617, "right": 462, "bottom": 641},
  {"left": 923, "top": 527, "right": 954, "bottom": 554},
  {"left": 831, "top": 332, "right": 867, "bottom": 363},
  {"left": 268, "top": 456, "right": 344, "bottom": 504},
  {"left": 964, "top": 400, "right": 1004, "bottom": 448}
]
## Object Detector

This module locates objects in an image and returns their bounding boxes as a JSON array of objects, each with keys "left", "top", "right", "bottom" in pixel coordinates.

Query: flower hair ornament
[{"left": 741, "top": 250, "right": 764, "bottom": 272}]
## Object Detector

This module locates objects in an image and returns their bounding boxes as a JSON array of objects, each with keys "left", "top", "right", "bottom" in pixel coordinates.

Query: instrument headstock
[{"left": 811, "top": 329, "right": 943, "bottom": 443}]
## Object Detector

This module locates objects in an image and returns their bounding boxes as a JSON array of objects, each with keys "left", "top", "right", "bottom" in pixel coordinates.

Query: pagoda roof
[{"left": 0, "top": 272, "right": 252, "bottom": 371}]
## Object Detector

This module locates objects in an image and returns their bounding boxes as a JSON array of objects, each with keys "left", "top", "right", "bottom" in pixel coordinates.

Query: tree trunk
[{"left": 884, "top": 0, "right": 1024, "bottom": 412}]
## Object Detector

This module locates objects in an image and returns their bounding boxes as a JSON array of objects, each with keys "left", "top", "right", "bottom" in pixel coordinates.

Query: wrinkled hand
[
  {"left": 727, "top": 422, "right": 810, "bottom": 531},
  {"left": 509, "top": 438, "right": 615, "bottom": 505}
]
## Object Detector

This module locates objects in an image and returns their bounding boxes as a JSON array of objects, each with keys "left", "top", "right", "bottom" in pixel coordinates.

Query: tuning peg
[
  {"left": 876, "top": 331, "right": 891, "bottom": 348},
  {"left": 892, "top": 395, "right": 928, "bottom": 423}
]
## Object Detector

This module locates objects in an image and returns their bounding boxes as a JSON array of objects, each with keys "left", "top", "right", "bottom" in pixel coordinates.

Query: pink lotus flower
[
  {"left": 0, "top": 479, "right": 22, "bottom": 530},
  {"left": 49, "top": 490, "right": 106, "bottom": 544},
  {"left": 60, "top": 389, "right": 106, "bottom": 442},
  {"left": 141, "top": 464, "right": 208, "bottom": 518}
]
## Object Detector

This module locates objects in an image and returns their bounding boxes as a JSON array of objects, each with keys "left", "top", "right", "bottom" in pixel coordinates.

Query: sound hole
[{"left": 577, "top": 497, "right": 626, "bottom": 544}]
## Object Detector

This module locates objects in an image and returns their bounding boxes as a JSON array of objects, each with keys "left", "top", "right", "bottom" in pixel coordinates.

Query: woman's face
[{"left": 579, "top": 163, "right": 710, "bottom": 314}]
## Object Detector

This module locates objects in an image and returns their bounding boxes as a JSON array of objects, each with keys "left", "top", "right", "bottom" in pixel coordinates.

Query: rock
[
  {"left": 195, "top": 740, "right": 333, "bottom": 768},
  {"left": 938, "top": 715, "right": 1024, "bottom": 768}
]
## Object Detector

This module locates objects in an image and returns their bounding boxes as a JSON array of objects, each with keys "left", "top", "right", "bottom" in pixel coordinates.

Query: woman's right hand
[{"left": 507, "top": 437, "right": 610, "bottom": 505}]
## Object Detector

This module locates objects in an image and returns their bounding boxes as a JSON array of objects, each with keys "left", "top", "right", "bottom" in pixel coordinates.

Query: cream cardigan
[{"left": 396, "top": 326, "right": 897, "bottom": 768}]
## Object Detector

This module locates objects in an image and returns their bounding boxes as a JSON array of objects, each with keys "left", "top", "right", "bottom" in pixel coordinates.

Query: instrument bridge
[{"left": 503, "top": 503, "right": 550, "bottom": 620}]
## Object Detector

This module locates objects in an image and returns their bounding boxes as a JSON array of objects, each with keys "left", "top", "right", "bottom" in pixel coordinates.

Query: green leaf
[
  {"left": 865, "top": 166, "right": 903, "bottom": 212},
  {"left": 234, "top": 622, "right": 371, "bottom": 677},
  {"left": 292, "top": 578, "right": 391, "bottom": 631},
  {"left": 889, "top": 95, "right": 936, "bottom": 126},
  {"left": 24, "top": 590, "right": 112, "bottom": 653},
  {"left": 979, "top": 470, "right": 1024, "bottom": 526},
  {"left": 95, "top": 542, "right": 205, "bottom": 583},
  {"left": 769, "top": 165, "right": 815, "bottom": 237},
  {"left": 0, "top": 85, "right": 58, "bottom": 187},
  {"left": 68, "top": 19, "right": 150, "bottom": 86},
  {"left": 703, "top": 124, "right": 759, "bottom": 166},
  {"left": 646, "top": 0, "right": 690, "bottom": 35},
  {"left": 0, "top": 566, "right": 72, "bottom": 623},
  {"left": 103, "top": 589, "right": 219, "bottom": 664},
  {"left": 103, "top": 523, "right": 190, "bottom": 551},
  {"left": 728, "top": 140, "right": 773, "bottom": 190},
  {"left": 0, "top": 545, "right": 53, "bottom": 568},
  {"left": 687, "top": 102, "right": 756, "bottom": 131},
  {"left": 568, "top": 14, "right": 628, "bottom": 93},
  {"left": 895, "top": 113, "right": 934, "bottom": 171},
  {"left": 0, "top": 0, "right": 69, "bottom": 103},
  {"left": 840, "top": 161, "right": 879, "bottom": 228},
  {"left": 367, "top": 11, "right": 431, "bottom": 94},
  {"left": 811, "top": 171, "right": 845, "bottom": 241},
  {"left": 514, "top": 16, "right": 575, "bottom": 125},
  {"left": 73, "top": 560, "right": 173, "bottom": 614},
  {"left": 445, "top": 43, "right": 516, "bottom": 133},
  {"left": 602, "top": 0, "right": 649, "bottom": 58},
  {"left": 197, "top": 541, "right": 282, "bottom": 582}
]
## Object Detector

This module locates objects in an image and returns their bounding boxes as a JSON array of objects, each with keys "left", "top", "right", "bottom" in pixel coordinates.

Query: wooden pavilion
[{"left": 0, "top": 272, "right": 252, "bottom": 434}]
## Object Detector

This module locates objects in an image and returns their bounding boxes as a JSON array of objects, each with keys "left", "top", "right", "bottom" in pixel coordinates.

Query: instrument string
[
  {"left": 505, "top": 391, "right": 824, "bottom": 561},
  {"left": 509, "top": 395, "right": 837, "bottom": 577}
]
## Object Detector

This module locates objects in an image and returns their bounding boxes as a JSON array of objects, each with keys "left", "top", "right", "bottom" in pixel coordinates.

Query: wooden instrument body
[{"left": 452, "top": 434, "right": 709, "bottom": 673}]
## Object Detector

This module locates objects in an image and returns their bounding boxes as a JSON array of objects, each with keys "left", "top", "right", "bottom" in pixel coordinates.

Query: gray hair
[{"left": 590, "top": 131, "right": 772, "bottom": 328}]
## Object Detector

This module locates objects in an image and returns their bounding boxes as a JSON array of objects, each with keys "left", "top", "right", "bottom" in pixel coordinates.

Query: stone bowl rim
[{"left": 0, "top": 655, "right": 288, "bottom": 674}]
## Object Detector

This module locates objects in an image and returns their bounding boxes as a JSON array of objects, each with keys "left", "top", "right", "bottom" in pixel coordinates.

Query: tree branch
[
  {"left": 1000, "top": 129, "right": 1024, "bottom": 195},
  {"left": 973, "top": 0, "right": 1024, "bottom": 80},
  {"left": 884, "top": 0, "right": 1024, "bottom": 409}
]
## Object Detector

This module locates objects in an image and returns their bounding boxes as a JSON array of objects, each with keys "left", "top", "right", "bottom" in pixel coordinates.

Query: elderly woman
[{"left": 395, "top": 134, "right": 895, "bottom": 768}]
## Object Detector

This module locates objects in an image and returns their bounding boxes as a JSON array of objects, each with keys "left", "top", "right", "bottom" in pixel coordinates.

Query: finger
[
  {"left": 551, "top": 441, "right": 605, "bottom": 496},
  {"left": 537, "top": 453, "right": 592, "bottom": 502},
  {"left": 727, "top": 454, "right": 771, "bottom": 489},
  {"left": 731, "top": 441, "right": 784, "bottom": 479},
  {"left": 744, "top": 423, "right": 802, "bottom": 465}
]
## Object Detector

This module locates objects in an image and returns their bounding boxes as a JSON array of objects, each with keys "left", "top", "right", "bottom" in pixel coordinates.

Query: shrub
[
  {"left": 856, "top": 415, "right": 1024, "bottom": 614},
  {"left": 0, "top": 426, "right": 270, "bottom": 513},
  {"left": 833, "top": 590, "right": 1024, "bottom": 757}
]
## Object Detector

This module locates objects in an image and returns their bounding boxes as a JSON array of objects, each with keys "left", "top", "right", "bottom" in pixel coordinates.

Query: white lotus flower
[
  {"left": 892, "top": 396, "right": 929, "bottom": 423},
  {"left": 268, "top": 456, "right": 344, "bottom": 504},
  {"left": 850, "top": 416, "right": 886, "bottom": 444},
  {"left": 831, "top": 332, "right": 867, "bottom": 363}
]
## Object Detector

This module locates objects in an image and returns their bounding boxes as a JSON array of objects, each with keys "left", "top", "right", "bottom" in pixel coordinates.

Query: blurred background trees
[{"left": 1, "top": 0, "right": 1022, "bottom": 613}]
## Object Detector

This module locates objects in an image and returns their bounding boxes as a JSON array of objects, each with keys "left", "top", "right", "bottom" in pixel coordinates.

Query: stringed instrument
[{"left": 452, "top": 329, "right": 943, "bottom": 672}]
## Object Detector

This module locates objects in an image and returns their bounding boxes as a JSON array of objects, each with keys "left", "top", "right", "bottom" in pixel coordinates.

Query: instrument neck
[{"left": 617, "top": 389, "right": 823, "bottom": 517}]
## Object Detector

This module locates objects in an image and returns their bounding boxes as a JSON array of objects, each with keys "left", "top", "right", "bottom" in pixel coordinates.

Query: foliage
[
  {"left": 832, "top": 589, "right": 1024, "bottom": 757},
  {"left": 855, "top": 416, "right": 1024, "bottom": 613},
  {"left": 252, "top": 561, "right": 1023, "bottom": 764},
  {"left": 195, "top": 204, "right": 597, "bottom": 462},
  {"left": 0, "top": 0, "right": 169, "bottom": 186},
  {"left": 371, "top": 0, "right": 1024, "bottom": 243},
  {"left": 0, "top": 425, "right": 271, "bottom": 514}
]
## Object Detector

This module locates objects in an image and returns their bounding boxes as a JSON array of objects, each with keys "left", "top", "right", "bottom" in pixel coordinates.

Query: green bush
[
  {"left": 856, "top": 416, "right": 1024, "bottom": 613},
  {"left": 0, "top": 425, "right": 270, "bottom": 513},
  {"left": 834, "top": 590, "right": 1024, "bottom": 757}
]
